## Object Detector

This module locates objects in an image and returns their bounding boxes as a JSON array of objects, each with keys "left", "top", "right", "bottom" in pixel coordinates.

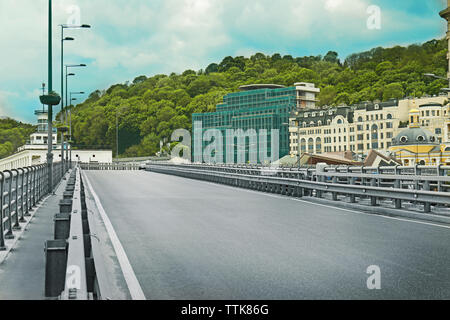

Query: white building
[
  {"left": 295, "top": 82, "right": 320, "bottom": 109},
  {"left": 0, "top": 108, "right": 112, "bottom": 171}
]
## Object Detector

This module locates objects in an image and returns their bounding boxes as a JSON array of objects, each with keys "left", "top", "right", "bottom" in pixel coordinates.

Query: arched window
[
  {"left": 300, "top": 139, "right": 306, "bottom": 152},
  {"left": 358, "top": 116, "right": 363, "bottom": 122},
  {"left": 316, "top": 137, "right": 322, "bottom": 154},
  {"left": 371, "top": 124, "right": 378, "bottom": 140},
  {"left": 387, "top": 114, "right": 393, "bottom": 120},
  {"left": 308, "top": 138, "right": 314, "bottom": 153},
  {"left": 337, "top": 119, "right": 343, "bottom": 125}
]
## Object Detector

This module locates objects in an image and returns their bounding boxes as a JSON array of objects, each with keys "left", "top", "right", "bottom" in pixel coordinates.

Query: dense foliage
[
  {"left": 0, "top": 118, "right": 35, "bottom": 159},
  {"left": 68, "top": 38, "right": 448, "bottom": 157}
]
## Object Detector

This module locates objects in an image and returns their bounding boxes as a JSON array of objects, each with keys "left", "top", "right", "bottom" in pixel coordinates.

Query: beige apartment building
[{"left": 289, "top": 96, "right": 449, "bottom": 158}]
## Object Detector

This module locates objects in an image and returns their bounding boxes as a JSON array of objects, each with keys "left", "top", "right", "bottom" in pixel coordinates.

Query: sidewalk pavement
[{"left": 0, "top": 170, "right": 70, "bottom": 300}]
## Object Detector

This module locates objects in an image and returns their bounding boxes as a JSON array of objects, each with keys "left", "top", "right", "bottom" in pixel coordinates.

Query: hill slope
[
  {"left": 70, "top": 38, "right": 449, "bottom": 157},
  {"left": 0, "top": 118, "right": 35, "bottom": 159}
]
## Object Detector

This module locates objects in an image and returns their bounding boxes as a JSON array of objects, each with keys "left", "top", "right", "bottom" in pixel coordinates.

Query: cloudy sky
[{"left": 0, "top": 0, "right": 447, "bottom": 123}]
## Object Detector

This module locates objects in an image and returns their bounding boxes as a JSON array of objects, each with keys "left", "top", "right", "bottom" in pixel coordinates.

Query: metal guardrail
[
  {"left": 0, "top": 162, "right": 68, "bottom": 251},
  {"left": 79, "top": 162, "right": 140, "bottom": 171},
  {"left": 60, "top": 167, "right": 89, "bottom": 300},
  {"left": 147, "top": 163, "right": 450, "bottom": 192},
  {"left": 146, "top": 163, "right": 450, "bottom": 214}
]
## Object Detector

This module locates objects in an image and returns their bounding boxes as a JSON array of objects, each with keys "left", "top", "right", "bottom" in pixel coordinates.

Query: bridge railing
[
  {"left": 0, "top": 161, "right": 69, "bottom": 251},
  {"left": 146, "top": 162, "right": 450, "bottom": 214},
  {"left": 79, "top": 162, "right": 140, "bottom": 171}
]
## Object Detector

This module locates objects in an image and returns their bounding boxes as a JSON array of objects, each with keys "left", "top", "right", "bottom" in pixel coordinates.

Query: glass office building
[{"left": 192, "top": 84, "right": 299, "bottom": 164}]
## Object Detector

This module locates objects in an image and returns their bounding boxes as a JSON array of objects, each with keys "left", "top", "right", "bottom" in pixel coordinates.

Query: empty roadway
[{"left": 84, "top": 170, "right": 450, "bottom": 300}]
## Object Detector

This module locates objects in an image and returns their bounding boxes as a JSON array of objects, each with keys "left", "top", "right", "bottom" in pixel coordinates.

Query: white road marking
[
  {"left": 82, "top": 172, "right": 146, "bottom": 300},
  {"left": 147, "top": 171, "right": 450, "bottom": 231}
]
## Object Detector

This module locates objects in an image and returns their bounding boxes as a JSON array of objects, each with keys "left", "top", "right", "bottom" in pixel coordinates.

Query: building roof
[
  {"left": 419, "top": 103, "right": 443, "bottom": 108},
  {"left": 364, "top": 149, "right": 401, "bottom": 167},
  {"left": 299, "top": 152, "right": 362, "bottom": 166},
  {"left": 239, "top": 84, "right": 286, "bottom": 91},
  {"left": 391, "top": 127, "right": 439, "bottom": 146}
]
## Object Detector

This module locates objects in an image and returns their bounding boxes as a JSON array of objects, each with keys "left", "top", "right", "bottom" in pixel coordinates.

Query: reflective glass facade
[{"left": 192, "top": 86, "right": 297, "bottom": 163}]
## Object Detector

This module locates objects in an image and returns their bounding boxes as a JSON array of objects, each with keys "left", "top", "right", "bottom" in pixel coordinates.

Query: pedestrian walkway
[{"left": 0, "top": 171, "right": 70, "bottom": 300}]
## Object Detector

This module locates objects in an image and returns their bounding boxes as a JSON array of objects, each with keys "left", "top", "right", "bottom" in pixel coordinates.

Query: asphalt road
[{"left": 85, "top": 170, "right": 450, "bottom": 300}]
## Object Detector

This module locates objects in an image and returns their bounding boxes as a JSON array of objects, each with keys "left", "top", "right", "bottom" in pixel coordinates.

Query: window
[{"left": 387, "top": 114, "right": 393, "bottom": 120}]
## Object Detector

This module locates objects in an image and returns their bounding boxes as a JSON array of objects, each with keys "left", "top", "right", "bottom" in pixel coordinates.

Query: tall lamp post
[
  {"left": 65, "top": 64, "right": 86, "bottom": 108},
  {"left": 67, "top": 92, "right": 85, "bottom": 163},
  {"left": 40, "top": 0, "right": 61, "bottom": 194},
  {"left": 59, "top": 24, "right": 90, "bottom": 174},
  {"left": 64, "top": 72, "right": 75, "bottom": 166},
  {"left": 60, "top": 35, "right": 73, "bottom": 175}
]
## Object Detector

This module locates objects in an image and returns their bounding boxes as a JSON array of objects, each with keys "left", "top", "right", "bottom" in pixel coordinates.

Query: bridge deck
[{"left": 85, "top": 170, "right": 450, "bottom": 300}]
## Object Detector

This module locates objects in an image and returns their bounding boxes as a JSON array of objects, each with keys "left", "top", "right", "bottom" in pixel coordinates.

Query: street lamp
[
  {"left": 39, "top": 0, "right": 61, "bottom": 194},
  {"left": 67, "top": 92, "right": 85, "bottom": 163},
  {"left": 65, "top": 64, "right": 86, "bottom": 107},
  {"left": 59, "top": 24, "right": 90, "bottom": 174},
  {"left": 424, "top": 73, "right": 450, "bottom": 93},
  {"left": 60, "top": 35, "right": 74, "bottom": 174}
]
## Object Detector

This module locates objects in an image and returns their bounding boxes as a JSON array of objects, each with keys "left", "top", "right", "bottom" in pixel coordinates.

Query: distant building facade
[
  {"left": 0, "top": 108, "right": 112, "bottom": 170},
  {"left": 390, "top": 108, "right": 450, "bottom": 166},
  {"left": 289, "top": 96, "right": 449, "bottom": 160},
  {"left": 192, "top": 83, "right": 320, "bottom": 163}
]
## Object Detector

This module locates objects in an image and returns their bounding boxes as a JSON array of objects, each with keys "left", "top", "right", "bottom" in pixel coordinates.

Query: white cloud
[{"left": 0, "top": 0, "right": 445, "bottom": 121}]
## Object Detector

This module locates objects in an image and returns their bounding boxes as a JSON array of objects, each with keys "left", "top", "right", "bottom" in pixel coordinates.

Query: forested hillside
[
  {"left": 0, "top": 118, "right": 35, "bottom": 159},
  {"left": 69, "top": 38, "right": 448, "bottom": 157}
]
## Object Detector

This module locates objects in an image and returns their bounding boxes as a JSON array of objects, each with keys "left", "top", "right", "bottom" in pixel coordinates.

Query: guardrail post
[
  {"left": 414, "top": 165, "right": 421, "bottom": 190},
  {"left": 24, "top": 168, "right": 30, "bottom": 217},
  {"left": 423, "top": 180, "right": 431, "bottom": 213},
  {"left": 11, "top": 169, "right": 21, "bottom": 230},
  {"left": 331, "top": 176, "right": 338, "bottom": 201},
  {"left": 349, "top": 177, "right": 356, "bottom": 203},
  {"left": 437, "top": 164, "right": 444, "bottom": 192},
  {"left": 31, "top": 167, "right": 36, "bottom": 207},
  {"left": 18, "top": 168, "right": 26, "bottom": 223},
  {"left": 370, "top": 178, "right": 377, "bottom": 206},
  {"left": 0, "top": 172, "right": 6, "bottom": 250},
  {"left": 394, "top": 179, "right": 402, "bottom": 209},
  {"left": 4, "top": 170, "right": 14, "bottom": 239}
]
